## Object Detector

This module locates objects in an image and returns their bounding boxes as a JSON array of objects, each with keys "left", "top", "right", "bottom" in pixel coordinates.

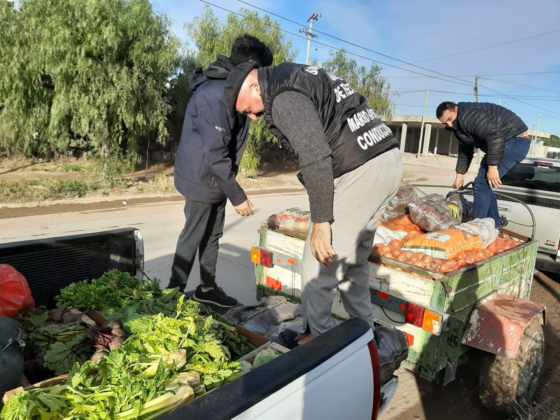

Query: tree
[
  {"left": 544, "top": 134, "right": 560, "bottom": 148},
  {"left": 322, "top": 50, "right": 393, "bottom": 119},
  {"left": 0, "top": 0, "right": 179, "bottom": 159},
  {"left": 187, "top": 7, "right": 295, "bottom": 175},
  {"left": 166, "top": 53, "right": 199, "bottom": 148}
]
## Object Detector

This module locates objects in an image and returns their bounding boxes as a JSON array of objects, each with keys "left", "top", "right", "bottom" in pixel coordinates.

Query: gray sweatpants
[{"left": 301, "top": 148, "right": 403, "bottom": 336}]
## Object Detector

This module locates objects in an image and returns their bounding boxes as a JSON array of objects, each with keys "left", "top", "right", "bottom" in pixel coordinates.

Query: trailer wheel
[{"left": 479, "top": 316, "right": 545, "bottom": 415}]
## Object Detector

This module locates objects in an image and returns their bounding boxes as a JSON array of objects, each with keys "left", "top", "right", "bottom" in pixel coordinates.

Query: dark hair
[
  {"left": 436, "top": 101, "right": 457, "bottom": 118},
  {"left": 230, "top": 34, "right": 273, "bottom": 67}
]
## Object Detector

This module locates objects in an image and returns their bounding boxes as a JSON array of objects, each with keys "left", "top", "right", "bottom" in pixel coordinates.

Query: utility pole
[
  {"left": 300, "top": 12, "right": 320, "bottom": 65},
  {"left": 418, "top": 89, "right": 430, "bottom": 158},
  {"left": 474, "top": 76, "right": 479, "bottom": 102}
]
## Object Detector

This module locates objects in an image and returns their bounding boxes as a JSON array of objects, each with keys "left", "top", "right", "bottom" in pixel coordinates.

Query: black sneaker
[{"left": 193, "top": 286, "right": 238, "bottom": 308}]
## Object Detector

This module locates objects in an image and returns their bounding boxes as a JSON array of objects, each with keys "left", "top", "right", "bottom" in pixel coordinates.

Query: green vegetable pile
[
  {"left": 2, "top": 271, "right": 258, "bottom": 419},
  {"left": 3, "top": 298, "right": 244, "bottom": 419}
]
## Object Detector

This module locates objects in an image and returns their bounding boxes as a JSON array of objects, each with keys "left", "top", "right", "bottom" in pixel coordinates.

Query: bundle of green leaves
[
  {"left": 55, "top": 270, "right": 181, "bottom": 321},
  {"left": 18, "top": 309, "right": 93, "bottom": 375}
]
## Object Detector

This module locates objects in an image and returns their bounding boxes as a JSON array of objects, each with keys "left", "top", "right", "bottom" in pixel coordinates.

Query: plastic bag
[
  {"left": 408, "top": 194, "right": 459, "bottom": 232},
  {"left": 381, "top": 185, "right": 419, "bottom": 222},
  {"left": 401, "top": 228, "right": 484, "bottom": 260},
  {"left": 455, "top": 218, "right": 498, "bottom": 247},
  {"left": 0, "top": 265, "right": 35, "bottom": 317},
  {"left": 446, "top": 191, "right": 473, "bottom": 223},
  {"left": 0, "top": 317, "right": 25, "bottom": 397},
  {"left": 267, "top": 208, "right": 310, "bottom": 240},
  {"left": 252, "top": 348, "right": 280, "bottom": 368}
]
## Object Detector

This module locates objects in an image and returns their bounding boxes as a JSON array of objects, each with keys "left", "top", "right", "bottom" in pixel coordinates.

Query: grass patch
[
  {"left": 61, "top": 163, "right": 86, "bottom": 173},
  {"left": 0, "top": 179, "right": 99, "bottom": 202},
  {"left": 0, "top": 157, "right": 178, "bottom": 202}
]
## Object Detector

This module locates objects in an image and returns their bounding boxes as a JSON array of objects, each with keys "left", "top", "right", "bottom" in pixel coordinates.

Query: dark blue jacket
[{"left": 174, "top": 57, "right": 250, "bottom": 205}]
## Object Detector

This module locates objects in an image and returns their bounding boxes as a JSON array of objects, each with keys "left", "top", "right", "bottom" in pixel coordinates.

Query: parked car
[{"left": 498, "top": 157, "right": 560, "bottom": 273}]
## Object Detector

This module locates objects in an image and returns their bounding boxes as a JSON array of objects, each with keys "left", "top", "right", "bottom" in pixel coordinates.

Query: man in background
[{"left": 437, "top": 101, "right": 530, "bottom": 227}]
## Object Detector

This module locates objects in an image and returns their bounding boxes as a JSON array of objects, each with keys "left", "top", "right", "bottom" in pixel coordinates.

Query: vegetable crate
[{"left": 251, "top": 225, "right": 545, "bottom": 414}]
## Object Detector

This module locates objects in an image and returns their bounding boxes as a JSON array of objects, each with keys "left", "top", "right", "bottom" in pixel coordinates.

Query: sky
[{"left": 151, "top": 0, "right": 560, "bottom": 135}]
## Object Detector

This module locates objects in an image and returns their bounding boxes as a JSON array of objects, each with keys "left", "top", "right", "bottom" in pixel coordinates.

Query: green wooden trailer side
[{"left": 253, "top": 225, "right": 539, "bottom": 382}]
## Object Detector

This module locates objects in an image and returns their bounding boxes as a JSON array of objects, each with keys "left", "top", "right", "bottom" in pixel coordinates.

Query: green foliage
[
  {"left": 188, "top": 7, "right": 296, "bottom": 173},
  {"left": 188, "top": 7, "right": 294, "bottom": 68},
  {"left": 544, "top": 134, "right": 560, "bottom": 148},
  {"left": 166, "top": 53, "right": 200, "bottom": 145},
  {"left": 322, "top": 50, "right": 393, "bottom": 118},
  {"left": 0, "top": 0, "right": 180, "bottom": 159}
]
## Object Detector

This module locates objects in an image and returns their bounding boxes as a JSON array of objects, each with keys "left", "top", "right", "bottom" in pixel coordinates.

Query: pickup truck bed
[{"left": 0, "top": 228, "right": 395, "bottom": 420}]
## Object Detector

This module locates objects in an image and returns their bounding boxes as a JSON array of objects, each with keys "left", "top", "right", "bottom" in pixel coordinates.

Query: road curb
[{"left": 0, "top": 187, "right": 304, "bottom": 219}]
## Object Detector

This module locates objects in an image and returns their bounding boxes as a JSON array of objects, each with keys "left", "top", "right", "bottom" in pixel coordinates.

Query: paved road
[
  {"left": 0, "top": 192, "right": 308, "bottom": 306},
  {"left": 1, "top": 193, "right": 556, "bottom": 419}
]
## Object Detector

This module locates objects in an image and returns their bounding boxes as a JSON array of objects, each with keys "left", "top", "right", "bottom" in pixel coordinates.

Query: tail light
[
  {"left": 405, "top": 303, "right": 425, "bottom": 326},
  {"left": 404, "top": 303, "right": 442, "bottom": 335},
  {"left": 422, "top": 309, "right": 443, "bottom": 335},
  {"left": 250, "top": 247, "right": 273, "bottom": 268},
  {"left": 405, "top": 332, "right": 415, "bottom": 347},
  {"left": 367, "top": 340, "right": 382, "bottom": 420}
]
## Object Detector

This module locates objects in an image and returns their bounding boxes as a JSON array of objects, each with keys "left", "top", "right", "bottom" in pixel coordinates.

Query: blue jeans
[{"left": 473, "top": 137, "right": 530, "bottom": 227}]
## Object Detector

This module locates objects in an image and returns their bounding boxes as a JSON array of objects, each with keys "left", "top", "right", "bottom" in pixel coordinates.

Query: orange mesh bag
[
  {"left": 401, "top": 228, "right": 484, "bottom": 260},
  {"left": 382, "top": 215, "right": 423, "bottom": 236}
]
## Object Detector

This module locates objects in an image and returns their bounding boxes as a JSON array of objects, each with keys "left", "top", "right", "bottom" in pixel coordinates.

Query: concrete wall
[{"left": 387, "top": 122, "right": 458, "bottom": 157}]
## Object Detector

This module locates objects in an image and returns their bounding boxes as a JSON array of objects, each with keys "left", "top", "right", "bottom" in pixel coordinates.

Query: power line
[
  {"left": 199, "top": 0, "right": 475, "bottom": 89},
  {"left": 479, "top": 76, "right": 558, "bottom": 95},
  {"left": 416, "top": 29, "right": 560, "bottom": 63},
  {"left": 199, "top": 0, "right": 560, "bottom": 117},
  {"left": 231, "top": 0, "right": 485, "bottom": 85},
  {"left": 472, "top": 71, "right": 560, "bottom": 77},
  {"left": 229, "top": 0, "right": 560, "bottom": 116},
  {"left": 394, "top": 89, "right": 560, "bottom": 100},
  {"left": 477, "top": 82, "right": 560, "bottom": 117}
]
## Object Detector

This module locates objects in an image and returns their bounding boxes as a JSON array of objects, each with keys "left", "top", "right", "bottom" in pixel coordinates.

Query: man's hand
[
  {"left": 487, "top": 165, "right": 502, "bottom": 189},
  {"left": 452, "top": 173, "right": 465, "bottom": 189},
  {"left": 311, "top": 222, "right": 337, "bottom": 265},
  {"left": 234, "top": 199, "right": 254, "bottom": 217}
]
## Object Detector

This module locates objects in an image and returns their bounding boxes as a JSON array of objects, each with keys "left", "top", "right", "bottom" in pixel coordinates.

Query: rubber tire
[{"left": 479, "top": 316, "right": 545, "bottom": 415}]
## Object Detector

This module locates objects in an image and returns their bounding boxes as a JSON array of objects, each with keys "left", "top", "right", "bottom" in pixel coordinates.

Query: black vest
[{"left": 259, "top": 63, "right": 399, "bottom": 178}]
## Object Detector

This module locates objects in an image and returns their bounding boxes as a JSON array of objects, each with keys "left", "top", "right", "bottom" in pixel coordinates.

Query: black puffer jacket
[{"left": 451, "top": 102, "right": 528, "bottom": 174}]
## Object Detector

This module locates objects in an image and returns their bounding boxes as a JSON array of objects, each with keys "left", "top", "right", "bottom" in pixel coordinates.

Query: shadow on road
[{"left": 406, "top": 267, "right": 496, "bottom": 420}]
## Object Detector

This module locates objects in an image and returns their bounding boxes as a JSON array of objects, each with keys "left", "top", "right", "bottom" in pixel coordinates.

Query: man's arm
[
  {"left": 468, "top": 107, "right": 505, "bottom": 188},
  {"left": 455, "top": 138, "right": 475, "bottom": 175},
  {"left": 271, "top": 91, "right": 334, "bottom": 224},
  {"left": 272, "top": 91, "right": 336, "bottom": 264},
  {"left": 196, "top": 94, "right": 248, "bottom": 207}
]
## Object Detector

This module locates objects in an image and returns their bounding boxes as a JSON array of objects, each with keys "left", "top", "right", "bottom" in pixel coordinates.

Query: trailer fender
[{"left": 462, "top": 294, "right": 545, "bottom": 358}]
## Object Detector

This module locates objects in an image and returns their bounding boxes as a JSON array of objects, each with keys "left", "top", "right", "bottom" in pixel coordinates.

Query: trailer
[{"left": 251, "top": 221, "right": 545, "bottom": 414}]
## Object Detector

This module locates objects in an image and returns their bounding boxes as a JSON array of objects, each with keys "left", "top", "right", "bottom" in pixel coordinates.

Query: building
[{"left": 387, "top": 115, "right": 552, "bottom": 158}]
